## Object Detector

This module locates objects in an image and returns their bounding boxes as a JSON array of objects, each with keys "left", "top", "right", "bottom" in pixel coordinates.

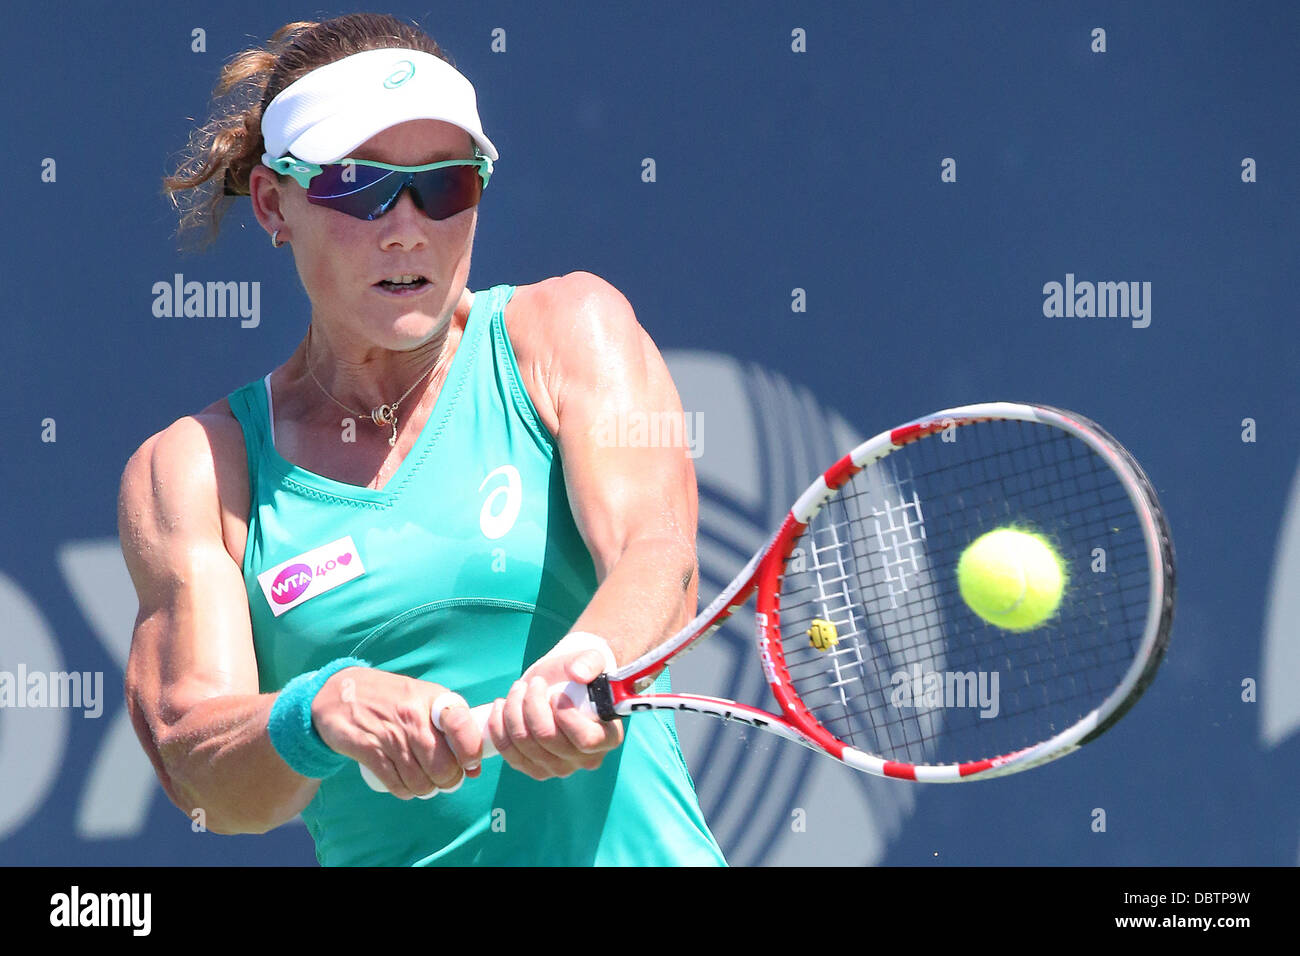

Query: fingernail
[{"left": 465, "top": 761, "right": 480, "bottom": 773}]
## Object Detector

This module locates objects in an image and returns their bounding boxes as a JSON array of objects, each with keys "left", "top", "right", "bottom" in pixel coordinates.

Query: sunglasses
[{"left": 265, "top": 153, "right": 493, "bottom": 221}]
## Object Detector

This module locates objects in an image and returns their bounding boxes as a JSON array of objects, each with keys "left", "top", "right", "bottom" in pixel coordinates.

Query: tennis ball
[{"left": 957, "top": 529, "right": 1066, "bottom": 631}]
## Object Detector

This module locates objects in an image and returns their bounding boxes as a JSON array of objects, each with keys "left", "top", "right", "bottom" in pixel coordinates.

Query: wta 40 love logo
[
  {"left": 269, "top": 552, "right": 355, "bottom": 604},
  {"left": 257, "top": 537, "right": 366, "bottom": 617}
]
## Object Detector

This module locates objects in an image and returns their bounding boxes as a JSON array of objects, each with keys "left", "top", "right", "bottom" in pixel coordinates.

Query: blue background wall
[{"left": 1, "top": 1, "right": 1296, "bottom": 865}]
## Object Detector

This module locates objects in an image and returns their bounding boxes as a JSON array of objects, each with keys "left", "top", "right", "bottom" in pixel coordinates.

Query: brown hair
[{"left": 162, "top": 14, "right": 453, "bottom": 249}]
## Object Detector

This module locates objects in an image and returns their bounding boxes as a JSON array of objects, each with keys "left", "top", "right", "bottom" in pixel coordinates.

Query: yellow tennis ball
[
  {"left": 957, "top": 529, "right": 1066, "bottom": 631},
  {"left": 808, "top": 618, "right": 838, "bottom": 651}
]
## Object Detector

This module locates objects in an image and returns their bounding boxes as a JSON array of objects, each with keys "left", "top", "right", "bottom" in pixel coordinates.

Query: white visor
[{"left": 260, "top": 48, "right": 498, "bottom": 167}]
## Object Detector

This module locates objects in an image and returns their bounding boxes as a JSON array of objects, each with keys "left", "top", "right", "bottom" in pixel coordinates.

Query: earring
[{"left": 272, "top": 230, "right": 285, "bottom": 248}]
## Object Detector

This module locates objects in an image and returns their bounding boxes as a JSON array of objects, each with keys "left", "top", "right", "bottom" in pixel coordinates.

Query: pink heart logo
[{"left": 338, "top": 553, "right": 353, "bottom": 566}]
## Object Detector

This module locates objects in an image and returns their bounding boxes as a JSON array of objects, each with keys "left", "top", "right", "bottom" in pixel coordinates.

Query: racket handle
[{"left": 359, "top": 681, "right": 594, "bottom": 796}]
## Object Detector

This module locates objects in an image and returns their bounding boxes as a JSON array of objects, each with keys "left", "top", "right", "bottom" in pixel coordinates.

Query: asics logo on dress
[{"left": 479, "top": 465, "right": 522, "bottom": 539}]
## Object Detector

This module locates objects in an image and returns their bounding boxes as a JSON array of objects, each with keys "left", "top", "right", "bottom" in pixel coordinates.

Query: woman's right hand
[{"left": 310, "top": 667, "right": 486, "bottom": 798}]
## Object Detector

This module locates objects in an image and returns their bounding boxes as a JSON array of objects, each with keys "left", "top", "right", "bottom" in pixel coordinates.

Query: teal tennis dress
[{"left": 227, "top": 283, "right": 725, "bottom": 866}]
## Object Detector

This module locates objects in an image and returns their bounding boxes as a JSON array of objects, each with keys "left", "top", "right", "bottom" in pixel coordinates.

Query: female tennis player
[{"left": 119, "top": 14, "right": 725, "bottom": 866}]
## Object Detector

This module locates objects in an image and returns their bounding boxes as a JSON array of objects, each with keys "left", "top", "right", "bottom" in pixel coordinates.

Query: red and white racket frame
[{"left": 587, "top": 402, "right": 1176, "bottom": 783}]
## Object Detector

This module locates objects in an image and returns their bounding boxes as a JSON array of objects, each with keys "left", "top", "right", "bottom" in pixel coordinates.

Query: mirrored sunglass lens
[
  {"left": 305, "top": 165, "right": 403, "bottom": 218},
  {"left": 411, "top": 166, "right": 483, "bottom": 219}
]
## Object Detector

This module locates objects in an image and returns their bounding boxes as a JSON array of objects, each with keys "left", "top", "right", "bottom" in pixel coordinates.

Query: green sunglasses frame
[{"left": 265, "top": 153, "right": 494, "bottom": 191}]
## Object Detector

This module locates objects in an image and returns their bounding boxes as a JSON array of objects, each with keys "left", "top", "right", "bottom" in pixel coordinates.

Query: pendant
[{"left": 370, "top": 403, "right": 399, "bottom": 446}]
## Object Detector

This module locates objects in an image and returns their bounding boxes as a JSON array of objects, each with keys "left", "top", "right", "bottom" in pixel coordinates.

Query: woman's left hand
[{"left": 478, "top": 645, "right": 624, "bottom": 780}]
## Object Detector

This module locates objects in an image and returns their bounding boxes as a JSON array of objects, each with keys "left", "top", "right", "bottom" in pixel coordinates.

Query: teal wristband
[{"left": 268, "top": 657, "right": 369, "bottom": 779}]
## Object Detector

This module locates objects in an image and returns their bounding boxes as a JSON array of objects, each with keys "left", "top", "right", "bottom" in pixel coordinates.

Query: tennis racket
[{"left": 361, "top": 401, "right": 1174, "bottom": 795}]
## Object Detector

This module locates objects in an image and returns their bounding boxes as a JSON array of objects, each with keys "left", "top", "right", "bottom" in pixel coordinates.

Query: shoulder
[
  {"left": 503, "top": 271, "right": 642, "bottom": 364},
  {"left": 120, "top": 400, "right": 248, "bottom": 499},
  {"left": 509, "top": 271, "right": 638, "bottom": 333},
  {"left": 118, "top": 400, "right": 251, "bottom": 569},
  {"left": 503, "top": 273, "right": 654, "bottom": 421}
]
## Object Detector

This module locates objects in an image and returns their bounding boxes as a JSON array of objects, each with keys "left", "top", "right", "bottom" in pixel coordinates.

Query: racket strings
[
  {"left": 802, "top": 515, "right": 873, "bottom": 707},
  {"left": 776, "top": 418, "right": 1153, "bottom": 766}
]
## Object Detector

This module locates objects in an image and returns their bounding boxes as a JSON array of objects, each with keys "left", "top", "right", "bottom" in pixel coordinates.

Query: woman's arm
[
  {"left": 550, "top": 273, "right": 699, "bottom": 659},
  {"left": 482, "top": 272, "right": 700, "bottom": 779},
  {"left": 120, "top": 416, "right": 320, "bottom": 832},
  {"left": 120, "top": 415, "right": 483, "bottom": 829}
]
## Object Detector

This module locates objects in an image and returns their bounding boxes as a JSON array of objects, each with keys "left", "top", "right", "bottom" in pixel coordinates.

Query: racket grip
[
  {"left": 359, "top": 681, "right": 594, "bottom": 796},
  {"left": 443, "top": 682, "right": 594, "bottom": 758}
]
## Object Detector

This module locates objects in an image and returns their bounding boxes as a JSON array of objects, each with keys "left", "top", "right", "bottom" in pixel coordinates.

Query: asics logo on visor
[{"left": 384, "top": 60, "right": 415, "bottom": 88}]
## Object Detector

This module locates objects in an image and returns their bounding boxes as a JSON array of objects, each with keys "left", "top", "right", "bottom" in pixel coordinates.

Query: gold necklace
[{"left": 304, "top": 326, "right": 440, "bottom": 446}]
